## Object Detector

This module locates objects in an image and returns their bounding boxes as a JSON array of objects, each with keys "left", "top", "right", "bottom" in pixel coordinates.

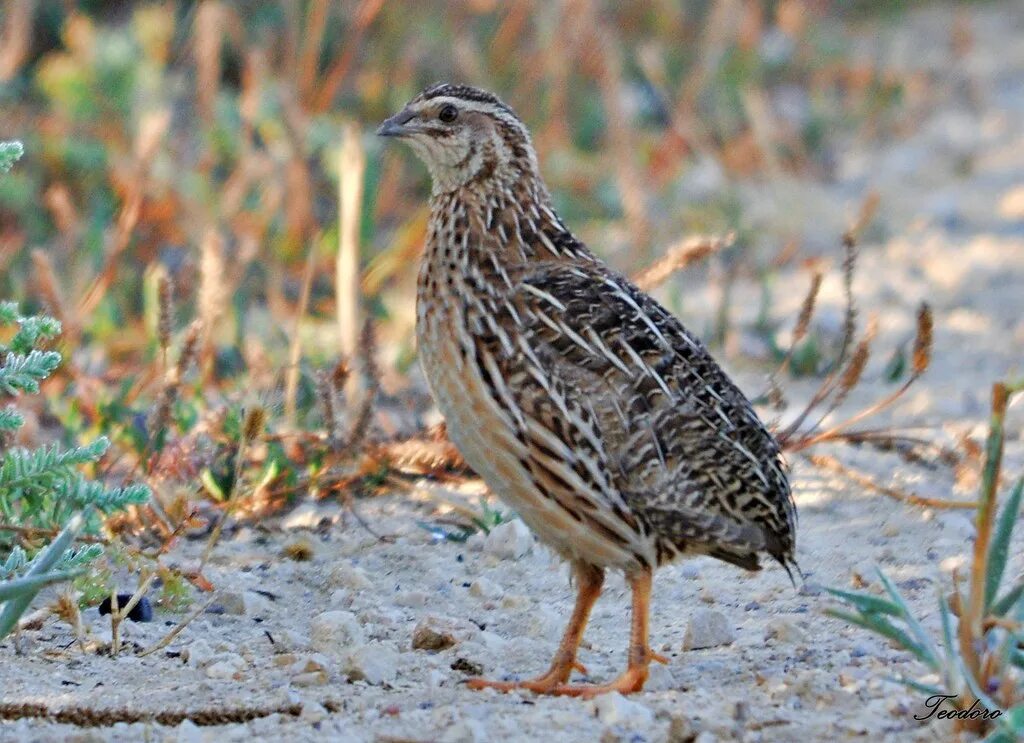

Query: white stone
[
  {"left": 682, "top": 609, "right": 735, "bottom": 650},
  {"left": 299, "top": 702, "right": 329, "bottom": 723},
  {"left": 411, "top": 614, "right": 481, "bottom": 650},
  {"left": 479, "top": 631, "right": 510, "bottom": 653},
  {"left": 395, "top": 590, "right": 429, "bottom": 607},
  {"left": 184, "top": 639, "right": 214, "bottom": 668},
  {"left": 766, "top": 617, "right": 809, "bottom": 644},
  {"left": 272, "top": 629, "right": 310, "bottom": 653},
  {"left": 483, "top": 519, "right": 534, "bottom": 560},
  {"left": 343, "top": 643, "right": 399, "bottom": 685},
  {"left": 678, "top": 563, "right": 701, "bottom": 580},
  {"left": 440, "top": 719, "right": 488, "bottom": 743},
  {"left": 310, "top": 610, "right": 364, "bottom": 654},
  {"left": 588, "top": 692, "right": 654, "bottom": 727},
  {"left": 205, "top": 653, "right": 245, "bottom": 679},
  {"left": 217, "top": 590, "right": 270, "bottom": 616},
  {"left": 329, "top": 563, "right": 373, "bottom": 591},
  {"left": 175, "top": 719, "right": 204, "bottom": 743},
  {"left": 644, "top": 661, "right": 677, "bottom": 691},
  {"left": 468, "top": 577, "right": 503, "bottom": 599},
  {"left": 291, "top": 671, "right": 329, "bottom": 687},
  {"left": 282, "top": 501, "right": 339, "bottom": 530}
]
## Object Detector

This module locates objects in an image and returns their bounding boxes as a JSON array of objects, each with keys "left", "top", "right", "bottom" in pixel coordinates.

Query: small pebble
[
  {"left": 766, "top": 617, "right": 808, "bottom": 644},
  {"left": 205, "top": 653, "right": 245, "bottom": 679},
  {"left": 588, "top": 692, "right": 654, "bottom": 727},
  {"left": 343, "top": 643, "right": 399, "bottom": 685},
  {"left": 468, "top": 577, "right": 503, "bottom": 599},
  {"left": 682, "top": 609, "right": 735, "bottom": 650},
  {"left": 330, "top": 563, "right": 373, "bottom": 591},
  {"left": 184, "top": 639, "right": 214, "bottom": 668},
  {"left": 411, "top": 615, "right": 481, "bottom": 650},
  {"left": 310, "top": 610, "right": 364, "bottom": 653},
  {"left": 483, "top": 520, "right": 534, "bottom": 560}
]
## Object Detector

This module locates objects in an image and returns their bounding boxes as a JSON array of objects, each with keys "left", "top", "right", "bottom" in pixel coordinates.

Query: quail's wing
[{"left": 489, "top": 262, "right": 796, "bottom": 569}]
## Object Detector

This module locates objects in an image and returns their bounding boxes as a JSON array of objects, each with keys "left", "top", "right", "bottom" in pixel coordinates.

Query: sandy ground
[{"left": 3, "top": 3, "right": 1024, "bottom": 741}]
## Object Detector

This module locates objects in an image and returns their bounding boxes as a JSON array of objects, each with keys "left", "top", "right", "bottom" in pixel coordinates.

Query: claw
[
  {"left": 547, "top": 666, "right": 650, "bottom": 698},
  {"left": 466, "top": 672, "right": 564, "bottom": 694}
]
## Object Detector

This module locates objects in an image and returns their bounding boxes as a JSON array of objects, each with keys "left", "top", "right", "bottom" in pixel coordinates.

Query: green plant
[
  {"left": 827, "top": 379, "right": 1024, "bottom": 740},
  {"left": 0, "top": 294, "right": 149, "bottom": 639},
  {"left": 0, "top": 141, "right": 23, "bottom": 173}
]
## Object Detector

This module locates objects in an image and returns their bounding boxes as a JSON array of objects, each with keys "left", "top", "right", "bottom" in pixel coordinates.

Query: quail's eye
[{"left": 438, "top": 104, "right": 458, "bottom": 123}]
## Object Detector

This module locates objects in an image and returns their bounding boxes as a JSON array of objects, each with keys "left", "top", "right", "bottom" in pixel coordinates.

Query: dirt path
[{"left": 3, "top": 3, "right": 1023, "bottom": 741}]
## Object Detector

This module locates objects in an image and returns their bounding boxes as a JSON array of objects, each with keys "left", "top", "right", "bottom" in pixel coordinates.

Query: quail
[{"left": 378, "top": 83, "right": 797, "bottom": 697}]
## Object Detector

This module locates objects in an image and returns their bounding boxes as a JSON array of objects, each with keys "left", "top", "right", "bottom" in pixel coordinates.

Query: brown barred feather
[{"left": 386, "top": 83, "right": 797, "bottom": 579}]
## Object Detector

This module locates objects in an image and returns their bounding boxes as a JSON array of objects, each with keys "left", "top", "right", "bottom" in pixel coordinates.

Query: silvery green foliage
[
  {"left": 0, "top": 297, "right": 150, "bottom": 640},
  {"left": 0, "top": 141, "right": 22, "bottom": 173}
]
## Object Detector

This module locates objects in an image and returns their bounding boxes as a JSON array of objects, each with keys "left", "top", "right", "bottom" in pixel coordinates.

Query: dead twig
[{"left": 804, "top": 453, "right": 977, "bottom": 510}]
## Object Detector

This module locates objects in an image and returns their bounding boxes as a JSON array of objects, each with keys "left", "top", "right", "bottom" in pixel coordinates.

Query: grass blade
[
  {"left": 986, "top": 477, "right": 1024, "bottom": 611},
  {"left": 0, "top": 510, "right": 88, "bottom": 639},
  {"left": 825, "top": 608, "right": 935, "bottom": 668},
  {"left": 0, "top": 568, "right": 86, "bottom": 603},
  {"left": 876, "top": 568, "right": 941, "bottom": 668},
  {"left": 825, "top": 586, "right": 903, "bottom": 616}
]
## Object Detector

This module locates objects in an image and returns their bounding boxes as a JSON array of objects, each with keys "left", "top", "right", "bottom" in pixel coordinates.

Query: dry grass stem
[
  {"left": 197, "top": 229, "right": 227, "bottom": 380},
  {"left": 337, "top": 122, "right": 365, "bottom": 401},
  {"left": 770, "top": 266, "right": 823, "bottom": 384},
  {"left": 342, "top": 319, "right": 379, "bottom": 452},
  {"left": 283, "top": 243, "right": 317, "bottom": 427},
  {"left": 791, "top": 303, "right": 934, "bottom": 450},
  {"left": 805, "top": 453, "right": 977, "bottom": 510},
  {"left": 912, "top": 302, "right": 933, "bottom": 375},
  {"left": 317, "top": 369, "right": 340, "bottom": 451},
  {"left": 138, "top": 594, "right": 218, "bottom": 658},
  {"left": 52, "top": 591, "right": 87, "bottom": 652},
  {"left": 199, "top": 406, "right": 264, "bottom": 570},
  {"left": 157, "top": 274, "right": 173, "bottom": 368},
  {"left": 109, "top": 572, "right": 156, "bottom": 658},
  {"left": 30, "top": 249, "right": 69, "bottom": 332}
]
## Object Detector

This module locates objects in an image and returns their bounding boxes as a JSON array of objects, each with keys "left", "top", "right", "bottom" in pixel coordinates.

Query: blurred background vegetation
[
  {"left": 0, "top": 0, "right": 915, "bottom": 383},
  {"left": 0, "top": 0, "right": 962, "bottom": 586}
]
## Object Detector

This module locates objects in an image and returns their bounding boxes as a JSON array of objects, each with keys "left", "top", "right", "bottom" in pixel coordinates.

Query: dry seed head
[
  {"left": 358, "top": 318, "right": 379, "bottom": 382},
  {"left": 792, "top": 270, "right": 823, "bottom": 345},
  {"left": 912, "top": 303, "right": 932, "bottom": 376},
  {"left": 767, "top": 376, "right": 786, "bottom": 410},
  {"left": 31, "top": 249, "right": 68, "bottom": 324},
  {"left": 631, "top": 233, "right": 733, "bottom": 292},
  {"left": 52, "top": 592, "right": 80, "bottom": 623},
  {"left": 331, "top": 358, "right": 351, "bottom": 392},
  {"left": 837, "top": 333, "right": 872, "bottom": 401},
  {"left": 157, "top": 275, "right": 174, "bottom": 353},
  {"left": 317, "top": 369, "right": 339, "bottom": 444},
  {"left": 147, "top": 385, "right": 176, "bottom": 442},
  {"left": 176, "top": 320, "right": 203, "bottom": 377},
  {"left": 282, "top": 538, "right": 315, "bottom": 561},
  {"left": 842, "top": 190, "right": 880, "bottom": 248},
  {"left": 242, "top": 406, "right": 266, "bottom": 443}
]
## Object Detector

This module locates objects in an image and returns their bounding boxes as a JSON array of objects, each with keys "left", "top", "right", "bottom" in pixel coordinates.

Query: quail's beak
[{"left": 376, "top": 108, "right": 416, "bottom": 138}]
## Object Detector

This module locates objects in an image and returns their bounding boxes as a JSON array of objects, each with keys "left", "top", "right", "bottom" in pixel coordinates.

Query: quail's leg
[
  {"left": 467, "top": 563, "right": 604, "bottom": 693},
  {"left": 550, "top": 567, "right": 662, "bottom": 698}
]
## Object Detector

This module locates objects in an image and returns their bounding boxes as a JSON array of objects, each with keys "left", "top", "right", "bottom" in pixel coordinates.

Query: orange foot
[
  {"left": 466, "top": 660, "right": 589, "bottom": 694},
  {"left": 548, "top": 665, "right": 650, "bottom": 698}
]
